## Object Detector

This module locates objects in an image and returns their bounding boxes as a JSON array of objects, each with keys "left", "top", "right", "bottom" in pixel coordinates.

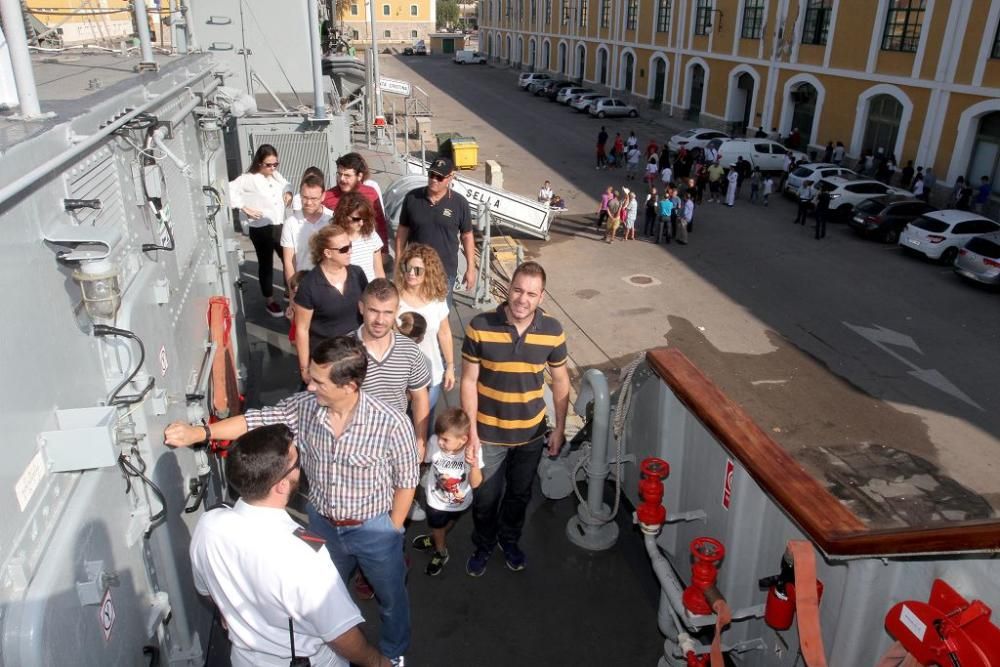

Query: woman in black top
[{"left": 293, "top": 223, "right": 368, "bottom": 385}]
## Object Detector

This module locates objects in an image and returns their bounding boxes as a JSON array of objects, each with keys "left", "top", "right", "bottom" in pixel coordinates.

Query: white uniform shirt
[
  {"left": 424, "top": 443, "right": 484, "bottom": 511},
  {"left": 229, "top": 172, "right": 292, "bottom": 229},
  {"left": 660, "top": 166, "right": 673, "bottom": 184},
  {"left": 280, "top": 207, "right": 334, "bottom": 272},
  {"left": 190, "top": 500, "right": 363, "bottom": 667}
]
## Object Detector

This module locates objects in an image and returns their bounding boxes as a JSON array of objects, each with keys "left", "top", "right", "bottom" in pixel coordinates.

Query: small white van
[
  {"left": 715, "top": 139, "right": 807, "bottom": 172},
  {"left": 454, "top": 50, "right": 487, "bottom": 64}
]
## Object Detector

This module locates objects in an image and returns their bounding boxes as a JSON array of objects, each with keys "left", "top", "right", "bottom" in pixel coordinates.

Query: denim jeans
[
  {"left": 307, "top": 507, "right": 410, "bottom": 658},
  {"left": 471, "top": 437, "right": 545, "bottom": 552}
]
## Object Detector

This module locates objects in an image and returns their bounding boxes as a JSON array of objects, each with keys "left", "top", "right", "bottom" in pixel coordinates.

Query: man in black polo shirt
[
  {"left": 396, "top": 157, "right": 476, "bottom": 297},
  {"left": 460, "top": 261, "right": 570, "bottom": 577}
]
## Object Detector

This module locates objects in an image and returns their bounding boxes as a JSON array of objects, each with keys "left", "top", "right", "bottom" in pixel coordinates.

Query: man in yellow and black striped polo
[{"left": 459, "top": 261, "right": 570, "bottom": 577}]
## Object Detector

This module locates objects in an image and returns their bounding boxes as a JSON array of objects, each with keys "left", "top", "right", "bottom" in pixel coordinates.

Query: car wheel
[
  {"left": 597, "top": 111, "right": 606, "bottom": 118},
  {"left": 628, "top": 110, "right": 638, "bottom": 118},
  {"left": 940, "top": 246, "right": 959, "bottom": 265},
  {"left": 883, "top": 227, "right": 900, "bottom": 244}
]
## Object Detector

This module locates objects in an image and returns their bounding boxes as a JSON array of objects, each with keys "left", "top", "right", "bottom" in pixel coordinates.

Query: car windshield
[
  {"left": 856, "top": 199, "right": 884, "bottom": 214},
  {"left": 911, "top": 216, "right": 950, "bottom": 233},
  {"left": 792, "top": 167, "right": 812, "bottom": 177},
  {"left": 965, "top": 236, "right": 1000, "bottom": 259},
  {"left": 678, "top": 130, "right": 696, "bottom": 138}
]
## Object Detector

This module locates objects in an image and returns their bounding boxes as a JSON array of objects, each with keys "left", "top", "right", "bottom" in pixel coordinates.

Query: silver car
[
  {"left": 570, "top": 92, "right": 603, "bottom": 112},
  {"left": 587, "top": 97, "right": 639, "bottom": 118},
  {"left": 954, "top": 231, "right": 1000, "bottom": 285},
  {"left": 557, "top": 87, "right": 593, "bottom": 104}
]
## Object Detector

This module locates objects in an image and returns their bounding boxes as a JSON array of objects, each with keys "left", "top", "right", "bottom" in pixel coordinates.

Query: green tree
[{"left": 437, "top": 0, "right": 459, "bottom": 28}]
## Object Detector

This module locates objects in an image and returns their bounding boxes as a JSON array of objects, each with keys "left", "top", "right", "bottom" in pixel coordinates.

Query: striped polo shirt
[
  {"left": 462, "top": 305, "right": 568, "bottom": 446},
  {"left": 350, "top": 328, "right": 431, "bottom": 414}
]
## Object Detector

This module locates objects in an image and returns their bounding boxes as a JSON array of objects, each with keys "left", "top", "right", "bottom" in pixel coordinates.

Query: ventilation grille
[{"left": 250, "top": 131, "right": 333, "bottom": 192}]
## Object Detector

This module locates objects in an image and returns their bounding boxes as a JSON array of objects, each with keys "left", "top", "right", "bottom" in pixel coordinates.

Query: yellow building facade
[
  {"left": 27, "top": 1, "right": 167, "bottom": 47},
  {"left": 480, "top": 0, "right": 1000, "bottom": 190},
  {"left": 340, "top": 0, "right": 436, "bottom": 44}
]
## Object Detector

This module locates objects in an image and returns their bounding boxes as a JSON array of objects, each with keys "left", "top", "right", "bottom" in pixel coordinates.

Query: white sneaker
[
  {"left": 390, "top": 657, "right": 406, "bottom": 666},
  {"left": 408, "top": 500, "right": 426, "bottom": 522}
]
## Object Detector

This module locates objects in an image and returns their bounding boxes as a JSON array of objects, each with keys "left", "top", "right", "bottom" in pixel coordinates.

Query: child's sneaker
[
  {"left": 500, "top": 542, "right": 526, "bottom": 571},
  {"left": 411, "top": 534, "right": 433, "bottom": 551},
  {"left": 426, "top": 550, "right": 449, "bottom": 576}
]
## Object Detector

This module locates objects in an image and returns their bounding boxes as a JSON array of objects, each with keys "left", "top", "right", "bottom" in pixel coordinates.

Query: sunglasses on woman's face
[
  {"left": 349, "top": 215, "right": 365, "bottom": 222},
  {"left": 328, "top": 243, "right": 352, "bottom": 254},
  {"left": 403, "top": 264, "right": 424, "bottom": 276}
]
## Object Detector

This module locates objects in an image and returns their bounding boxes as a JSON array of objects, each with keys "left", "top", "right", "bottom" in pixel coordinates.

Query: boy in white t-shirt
[{"left": 411, "top": 409, "right": 483, "bottom": 576}]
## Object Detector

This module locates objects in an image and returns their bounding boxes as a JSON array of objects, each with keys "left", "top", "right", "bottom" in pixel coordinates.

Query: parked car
[
  {"left": 667, "top": 128, "right": 730, "bottom": 153},
  {"left": 587, "top": 97, "right": 639, "bottom": 118},
  {"left": 556, "top": 87, "right": 593, "bottom": 104},
  {"left": 518, "top": 72, "right": 550, "bottom": 89},
  {"left": 714, "top": 139, "right": 807, "bottom": 172},
  {"left": 454, "top": 50, "right": 486, "bottom": 64},
  {"left": 899, "top": 210, "right": 1000, "bottom": 263},
  {"left": 413, "top": 40, "right": 428, "bottom": 55},
  {"left": 570, "top": 92, "right": 603, "bottom": 112},
  {"left": 535, "top": 79, "right": 573, "bottom": 96},
  {"left": 813, "top": 176, "right": 909, "bottom": 220},
  {"left": 848, "top": 196, "right": 937, "bottom": 243},
  {"left": 954, "top": 232, "right": 1000, "bottom": 286},
  {"left": 785, "top": 163, "right": 858, "bottom": 197}
]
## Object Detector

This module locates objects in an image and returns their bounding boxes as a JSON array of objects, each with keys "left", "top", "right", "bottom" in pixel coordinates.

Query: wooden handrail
[{"left": 646, "top": 348, "right": 1000, "bottom": 556}]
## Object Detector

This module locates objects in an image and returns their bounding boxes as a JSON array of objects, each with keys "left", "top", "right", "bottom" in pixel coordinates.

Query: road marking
[
  {"left": 751, "top": 379, "right": 788, "bottom": 385},
  {"left": 843, "top": 322, "right": 983, "bottom": 411}
]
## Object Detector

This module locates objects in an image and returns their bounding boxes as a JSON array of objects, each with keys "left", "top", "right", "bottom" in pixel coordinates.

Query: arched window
[
  {"left": 558, "top": 42, "right": 567, "bottom": 74},
  {"left": 542, "top": 41, "right": 551, "bottom": 69},
  {"left": 863, "top": 94, "right": 904, "bottom": 155},
  {"left": 576, "top": 44, "right": 585, "bottom": 80},
  {"left": 598, "top": 48, "right": 608, "bottom": 84},
  {"left": 968, "top": 112, "right": 1000, "bottom": 196},
  {"left": 790, "top": 83, "right": 818, "bottom": 141},
  {"left": 622, "top": 52, "right": 635, "bottom": 91}
]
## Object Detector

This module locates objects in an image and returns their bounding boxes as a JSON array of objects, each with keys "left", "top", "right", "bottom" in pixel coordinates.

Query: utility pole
[{"left": 368, "top": 0, "right": 385, "bottom": 121}]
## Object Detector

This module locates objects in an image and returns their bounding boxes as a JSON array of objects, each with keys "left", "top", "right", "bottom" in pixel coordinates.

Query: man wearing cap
[{"left": 395, "top": 157, "right": 476, "bottom": 299}]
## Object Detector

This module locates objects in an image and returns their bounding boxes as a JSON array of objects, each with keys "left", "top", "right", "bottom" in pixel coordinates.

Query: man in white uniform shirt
[
  {"left": 189, "top": 423, "right": 389, "bottom": 667},
  {"left": 282, "top": 173, "right": 334, "bottom": 284}
]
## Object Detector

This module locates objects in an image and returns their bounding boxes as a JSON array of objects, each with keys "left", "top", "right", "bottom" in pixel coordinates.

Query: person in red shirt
[
  {"left": 645, "top": 139, "right": 659, "bottom": 159},
  {"left": 323, "top": 153, "right": 389, "bottom": 246}
]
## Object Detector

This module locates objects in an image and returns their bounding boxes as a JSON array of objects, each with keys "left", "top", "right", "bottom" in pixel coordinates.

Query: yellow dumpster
[{"left": 450, "top": 137, "right": 479, "bottom": 169}]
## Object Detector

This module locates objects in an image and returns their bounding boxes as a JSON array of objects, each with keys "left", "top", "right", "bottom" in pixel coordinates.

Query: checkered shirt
[{"left": 244, "top": 390, "right": 419, "bottom": 521}]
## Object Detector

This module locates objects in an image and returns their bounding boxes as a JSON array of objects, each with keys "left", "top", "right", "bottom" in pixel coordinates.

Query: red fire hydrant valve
[
  {"left": 683, "top": 537, "right": 726, "bottom": 616},
  {"left": 637, "top": 457, "right": 670, "bottom": 533}
]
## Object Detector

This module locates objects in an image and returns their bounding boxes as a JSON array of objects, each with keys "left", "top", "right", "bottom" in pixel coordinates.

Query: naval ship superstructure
[{"left": 3, "top": 1, "right": 1000, "bottom": 666}]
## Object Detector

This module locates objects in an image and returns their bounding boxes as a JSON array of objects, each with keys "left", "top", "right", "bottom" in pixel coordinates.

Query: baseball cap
[{"left": 429, "top": 156, "right": 455, "bottom": 177}]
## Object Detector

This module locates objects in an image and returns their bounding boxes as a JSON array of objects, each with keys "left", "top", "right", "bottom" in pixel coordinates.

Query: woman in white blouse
[
  {"left": 394, "top": 244, "right": 455, "bottom": 447},
  {"left": 229, "top": 144, "right": 292, "bottom": 317},
  {"left": 335, "top": 191, "right": 385, "bottom": 281}
]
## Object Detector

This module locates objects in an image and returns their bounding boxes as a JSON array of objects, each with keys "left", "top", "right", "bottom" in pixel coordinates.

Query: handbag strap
[{"left": 288, "top": 618, "right": 297, "bottom": 660}]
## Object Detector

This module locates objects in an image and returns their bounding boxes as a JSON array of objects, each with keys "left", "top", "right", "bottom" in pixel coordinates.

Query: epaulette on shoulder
[{"left": 293, "top": 527, "right": 326, "bottom": 552}]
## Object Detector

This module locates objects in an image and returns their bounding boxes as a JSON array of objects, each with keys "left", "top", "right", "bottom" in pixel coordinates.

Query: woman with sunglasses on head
[
  {"left": 335, "top": 191, "right": 385, "bottom": 281},
  {"left": 394, "top": 244, "right": 455, "bottom": 449},
  {"left": 293, "top": 225, "right": 368, "bottom": 385},
  {"left": 229, "top": 144, "right": 293, "bottom": 317}
]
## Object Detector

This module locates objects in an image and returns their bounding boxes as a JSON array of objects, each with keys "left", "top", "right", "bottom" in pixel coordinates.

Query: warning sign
[
  {"left": 100, "top": 588, "right": 116, "bottom": 640},
  {"left": 722, "top": 458, "right": 735, "bottom": 510},
  {"left": 158, "top": 345, "right": 169, "bottom": 376}
]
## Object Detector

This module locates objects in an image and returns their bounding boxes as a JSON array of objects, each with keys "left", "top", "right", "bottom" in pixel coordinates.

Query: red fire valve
[
  {"left": 685, "top": 651, "right": 709, "bottom": 666},
  {"left": 637, "top": 457, "right": 670, "bottom": 532},
  {"left": 683, "top": 537, "right": 726, "bottom": 616},
  {"left": 886, "top": 579, "right": 1000, "bottom": 667}
]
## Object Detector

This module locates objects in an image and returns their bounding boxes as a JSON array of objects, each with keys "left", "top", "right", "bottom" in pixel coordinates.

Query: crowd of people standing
[{"left": 163, "top": 149, "right": 570, "bottom": 667}]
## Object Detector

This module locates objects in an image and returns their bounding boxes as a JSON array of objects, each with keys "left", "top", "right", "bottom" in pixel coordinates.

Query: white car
[
  {"left": 785, "top": 163, "right": 857, "bottom": 197},
  {"left": 814, "top": 176, "right": 909, "bottom": 219},
  {"left": 587, "top": 98, "right": 638, "bottom": 118},
  {"left": 954, "top": 231, "right": 1000, "bottom": 285},
  {"left": 899, "top": 210, "right": 1000, "bottom": 263},
  {"left": 714, "top": 139, "right": 807, "bottom": 172},
  {"left": 667, "top": 128, "right": 730, "bottom": 153},
  {"left": 518, "top": 72, "right": 550, "bottom": 88},
  {"left": 556, "top": 86, "right": 592, "bottom": 104},
  {"left": 570, "top": 92, "right": 603, "bottom": 112}
]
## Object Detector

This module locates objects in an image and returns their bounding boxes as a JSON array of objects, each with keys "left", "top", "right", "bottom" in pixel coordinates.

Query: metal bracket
[{"left": 76, "top": 560, "right": 119, "bottom": 606}]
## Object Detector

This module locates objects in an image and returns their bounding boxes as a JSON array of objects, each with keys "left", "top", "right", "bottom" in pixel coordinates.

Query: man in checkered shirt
[{"left": 165, "top": 336, "right": 418, "bottom": 666}]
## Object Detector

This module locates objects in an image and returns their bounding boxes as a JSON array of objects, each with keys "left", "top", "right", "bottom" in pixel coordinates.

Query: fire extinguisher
[{"left": 759, "top": 550, "right": 824, "bottom": 631}]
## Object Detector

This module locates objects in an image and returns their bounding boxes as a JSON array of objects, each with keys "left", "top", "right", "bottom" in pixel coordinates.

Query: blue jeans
[
  {"left": 307, "top": 507, "right": 410, "bottom": 658},
  {"left": 471, "top": 437, "right": 545, "bottom": 552}
]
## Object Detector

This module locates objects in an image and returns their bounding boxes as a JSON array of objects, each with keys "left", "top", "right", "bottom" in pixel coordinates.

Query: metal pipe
[
  {"left": 0, "top": 0, "right": 43, "bottom": 118},
  {"left": 367, "top": 0, "right": 384, "bottom": 119},
  {"left": 583, "top": 368, "right": 610, "bottom": 518},
  {"left": 132, "top": 0, "right": 156, "bottom": 65},
  {"left": 306, "top": 0, "right": 327, "bottom": 119},
  {"left": 0, "top": 67, "right": 217, "bottom": 211},
  {"left": 644, "top": 533, "right": 710, "bottom": 632}
]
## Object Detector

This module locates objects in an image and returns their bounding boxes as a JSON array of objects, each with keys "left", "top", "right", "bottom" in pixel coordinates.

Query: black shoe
[
  {"left": 426, "top": 550, "right": 450, "bottom": 576},
  {"left": 411, "top": 534, "right": 433, "bottom": 551}
]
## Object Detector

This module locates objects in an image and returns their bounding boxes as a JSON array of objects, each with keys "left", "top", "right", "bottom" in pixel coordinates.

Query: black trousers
[
  {"left": 815, "top": 208, "right": 828, "bottom": 238},
  {"left": 795, "top": 201, "right": 811, "bottom": 225},
  {"left": 472, "top": 438, "right": 545, "bottom": 551},
  {"left": 248, "top": 224, "right": 284, "bottom": 298}
]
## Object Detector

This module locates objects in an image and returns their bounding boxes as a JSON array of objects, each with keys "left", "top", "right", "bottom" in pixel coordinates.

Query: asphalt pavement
[{"left": 378, "top": 54, "right": 1000, "bottom": 520}]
